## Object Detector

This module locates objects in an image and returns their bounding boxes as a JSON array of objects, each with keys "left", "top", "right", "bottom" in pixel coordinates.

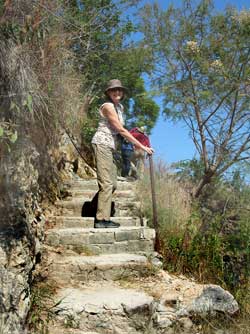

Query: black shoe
[
  {"left": 105, "top": 220, "right": 120, "bottom": 228},
  {"left": 94, "top": 219, "right": 120, "bottom": 228},
  {"left": 126, "top": 176, "right": 137, "bottom": 182},
  {"left": 94, "top": 219, "right": 106, "bottom": 228}
]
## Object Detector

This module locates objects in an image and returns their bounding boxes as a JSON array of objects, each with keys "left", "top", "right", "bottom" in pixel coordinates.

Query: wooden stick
[{"left": 148, "top": 154, "right": 160, "bottom": 252}]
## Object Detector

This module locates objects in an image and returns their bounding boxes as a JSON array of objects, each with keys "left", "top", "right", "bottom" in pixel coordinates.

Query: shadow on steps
[{"left": 81, "top": 192, "right": 115, "bottom": 217}]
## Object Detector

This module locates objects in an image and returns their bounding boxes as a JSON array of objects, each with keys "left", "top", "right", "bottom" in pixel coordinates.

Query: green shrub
[{"left": 137, "top": 161, "right": 250, "bottom": 319}]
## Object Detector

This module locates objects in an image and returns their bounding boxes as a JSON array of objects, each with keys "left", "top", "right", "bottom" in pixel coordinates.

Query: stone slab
[
  {"left": 81, "top": 240, "right": 154, "bottom": 255},
  {"left": 49, "top": 253, "right": 153, "bottom": 283},
  {"left": 62, "top": 189, "right": 137, "bottom": 200},
  {"left": 55, "top": 199, "right": 141, "bottom": 217},
  {"left": 64, "top": 179, "right": 136, "bottom": 191},
  {"left": 54, "top": 216, "right": 141, "bottom": 228},
  {"left": 56, "top": 285, "right": 154, "bottom": 314},
  {"left": 46, "top": 227, "right": 155, "bottom": 254},
  {"left": 49, "top": 283, "right": 155, "bottom": 334},
  {"left": 46, "top": 227, "right": 155, "bottom": 244}
]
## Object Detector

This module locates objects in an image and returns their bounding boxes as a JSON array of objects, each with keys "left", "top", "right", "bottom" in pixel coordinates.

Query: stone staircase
[
  {"left": 46, "top": 178, "right": 155, "bottom": 255},
  {"left": 45, "top": 177, "right": 159, "bottom": 334},
  {"left": 45, "top": 177, "right": 239, "bottom": 334}
]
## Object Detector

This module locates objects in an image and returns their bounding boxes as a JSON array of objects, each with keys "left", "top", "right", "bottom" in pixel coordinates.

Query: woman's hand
[{"left": 143, "top": 146, "right": 154, "bottom": 155}]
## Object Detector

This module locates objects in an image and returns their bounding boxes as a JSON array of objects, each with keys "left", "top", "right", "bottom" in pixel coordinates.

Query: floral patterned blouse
[{"left": 91, "top": 102, "right": 124, "bottom": 150}]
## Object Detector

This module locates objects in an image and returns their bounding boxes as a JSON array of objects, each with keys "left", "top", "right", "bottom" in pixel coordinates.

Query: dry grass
[
  {"left": 0, "top": 0, "right": 86, "bottom": 142},
  {"left": 137, "top": 158, "right": 192, "bottom": 234}
]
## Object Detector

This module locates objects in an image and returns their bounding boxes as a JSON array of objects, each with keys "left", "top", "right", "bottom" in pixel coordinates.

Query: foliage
[
  {"left": 61, "top": 0, "right": 159, "bottom": 139},
  {"left": 162, "top": 179, "right": 250, "bottom": 290},
  {"left": 0, "top": 0, "right": 159, "bottom": 165},
  {"left": 0, "top": 121, "right": 18, "bottom": 147},
  {"left": 172, "top": 158, "right": 205, "bottom": 184},
  {"left": 140, "top": 0, "right": 250, "bottom": 197},
  {"left": 126, "top": 77, "right": 159, "bottom": 132},
  {"left": 137, "top": 159, "right": 250, "bottom": 329},
  {"left": 0, "top": 0, "right": 94, "bottom": 190},
  {"left": 63, "top": 314, "right": 80, "bottom": 329}
]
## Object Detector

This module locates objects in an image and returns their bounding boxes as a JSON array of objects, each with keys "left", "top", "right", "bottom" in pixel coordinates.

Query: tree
[
  {"left": 140, "top": 0, "right": 250, "bottom": 197},
  {"left": 125, "top": 77, "right": 159, "bottom": 132},
  {"left": 63, "top": 0, "right": 159, "bottom": 134}
]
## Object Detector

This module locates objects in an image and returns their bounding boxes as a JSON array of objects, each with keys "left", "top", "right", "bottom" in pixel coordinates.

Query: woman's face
[{"left": 107, "top": 88, "right": 124, "bottom": 104}]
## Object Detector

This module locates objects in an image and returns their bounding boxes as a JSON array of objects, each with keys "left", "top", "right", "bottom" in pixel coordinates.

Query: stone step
[
  {"left": 55, "top": 198, "right": 141, "bottom": 217},
  {"left": 48, "top": 278, "right": 240, "bottom": 334},
  {"left": 52, "top": 216, "right": 143, "bottom": 229},
  {"left": 58, "top": 207, "right": 140, "bottom": 219},
  {"left": 49, "top": 253, "right": 154, "bottom": 283},
  {"left": 64, "top": 178, "right": 137, "bottom": 191},
  {"left": 46, "top": 226, "right": 155, "bottom": 254},
  {"left": 60, "top": 189, "right": 137, "bottom": 200},
  {"left": 48, "top": 283, "right": 154, "bottom": 334}
]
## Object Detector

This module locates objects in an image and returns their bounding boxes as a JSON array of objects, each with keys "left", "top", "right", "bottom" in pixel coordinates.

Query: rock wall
[
  {"left": 0, "top": 137, "right": 45, "bottom": 334},
  {"left": 0, "top": 130, "right": 95, "bottom": 333},
  {"left": 0, "top": 15, "right": 93, "bottom": 333}
]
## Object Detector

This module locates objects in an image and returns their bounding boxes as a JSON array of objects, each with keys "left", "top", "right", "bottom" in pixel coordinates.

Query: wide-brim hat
[{"left": 104, "top": 79, "right": 127, "bottom": 95}]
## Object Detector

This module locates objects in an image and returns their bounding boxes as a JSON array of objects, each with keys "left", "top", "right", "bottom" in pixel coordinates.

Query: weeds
[
  {"left": 27, "top": 280, "right": 62, "bottom": 334},
  {"left": 63, "top": 313, "right": 80, "bottom": 329}
]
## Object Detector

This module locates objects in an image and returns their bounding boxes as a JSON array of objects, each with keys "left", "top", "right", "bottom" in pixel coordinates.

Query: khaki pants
[{"left": 92, "top": 144, "right": 117, "bottom": 220}]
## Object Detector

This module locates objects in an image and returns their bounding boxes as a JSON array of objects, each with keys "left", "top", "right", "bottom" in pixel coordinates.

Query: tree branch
[
  {"left": 218, "top": 134, "right": 250, "bottom": 175},
  {"left": 177, "top": 46, "right": 209, "bottom": 169}
]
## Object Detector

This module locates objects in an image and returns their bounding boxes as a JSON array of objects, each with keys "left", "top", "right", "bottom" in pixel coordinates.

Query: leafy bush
[{"left": 137, "top": 159, "right": 250, "bottom": 320}]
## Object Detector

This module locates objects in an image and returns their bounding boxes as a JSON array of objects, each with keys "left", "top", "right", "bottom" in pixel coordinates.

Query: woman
[{"left": 92, "top": 79, "right": 154, "bottom": 228}]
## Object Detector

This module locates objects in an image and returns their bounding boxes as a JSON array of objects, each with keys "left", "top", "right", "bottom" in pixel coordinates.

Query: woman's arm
[{"left": 102, "top": 104, "right": 154, "bottom": 155}]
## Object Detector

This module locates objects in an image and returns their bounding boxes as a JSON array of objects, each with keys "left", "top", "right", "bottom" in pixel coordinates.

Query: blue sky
[{"left": 137, "top": 0, "right": 250, "bottom": 165}]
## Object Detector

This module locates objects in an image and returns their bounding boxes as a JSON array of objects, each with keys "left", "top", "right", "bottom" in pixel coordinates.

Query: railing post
[{"left": 148, "top": 155, "right": 160, "bottom": 252}]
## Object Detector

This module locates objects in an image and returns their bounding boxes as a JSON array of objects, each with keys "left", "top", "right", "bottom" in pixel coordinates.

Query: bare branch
[
  {"left": 218, "top": 134, "right": 250, "bottom": 175},
  {"left": 202, "top": 87, "right": 237, "bottom": 126},
  {"left": 182, "top": 113, "right": 202, "bottom": 154}
]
